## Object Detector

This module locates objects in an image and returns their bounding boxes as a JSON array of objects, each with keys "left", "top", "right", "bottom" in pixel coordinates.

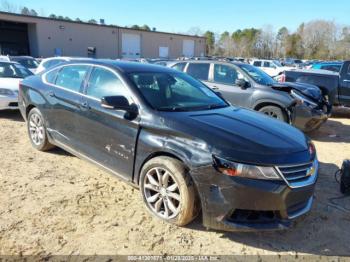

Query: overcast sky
[{"left": 5, "top": 0, "right": 350, "bottom": 34}]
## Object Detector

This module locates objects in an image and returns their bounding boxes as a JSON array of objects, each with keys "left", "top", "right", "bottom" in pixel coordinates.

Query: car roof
[
  {"left": 172, "top": 59, "right": 247, "bottom": 66},
  {"left": 64, "top": 59, "right": 177, "bottom": 73},
  {"left": 289, "top": 68, "right": 339, "bottom": 75},
  {"left": 0, "top": 60, "right": 19, "bottom": 65}
]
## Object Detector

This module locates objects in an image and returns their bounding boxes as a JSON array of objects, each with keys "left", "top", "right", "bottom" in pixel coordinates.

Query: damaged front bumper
[
  {"left": 291, "top": 101, "right": 331, "bottom": 132},
  {"left": 190, "top": 163, "right": 318, "bottom": 232}
]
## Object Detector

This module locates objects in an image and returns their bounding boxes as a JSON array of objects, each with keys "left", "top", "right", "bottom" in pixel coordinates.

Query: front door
[
  {"left": 207, "top": 64, "right": 253, "bottom": 108},
  {"left": 77, "top": 66, "right": 139, "bottom": 179}
]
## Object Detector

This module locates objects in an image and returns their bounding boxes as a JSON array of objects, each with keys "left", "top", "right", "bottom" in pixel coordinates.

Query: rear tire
[
  {"left": 27, "top": 107, "right": 54, "bottom": 151},
  {"left": 258, "top": 105, "right": 288, "bottom": 122},
  {"left": 140, "top": 156, "right": 198, "bottom": 226}
]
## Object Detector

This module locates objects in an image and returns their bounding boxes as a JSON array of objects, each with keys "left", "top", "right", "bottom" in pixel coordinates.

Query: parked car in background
[
  {"left": 10, "top": 56, "right": 39, "bottom": 74},
  {"left": 311, "top": 62, "right": 343, "bottom": 73},
  {"left": 283, "top": 58, "right": 304, "bottom": 68},
  {"left": 280, "top": 61, "right": 350, "bottom": 107},
  {"left": 250, "top": 59, "right": 294, "bottom": 77},
  {"left": 19, "top": 60, "right": 318, "bottom": 232},
  {"left": 36, "top": 57, "right": 92, "bottom": 74},
  {"left": 0, "top": 61, "right": 33, "bottom": 110},
  {"left": 0, "top": 55, "right": 10, "bottom": 62},
  {"left": 169, "top": 60, "right": 331, "bottom": 132}
]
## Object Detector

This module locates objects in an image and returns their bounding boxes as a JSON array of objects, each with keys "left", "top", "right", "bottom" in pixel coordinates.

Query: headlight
[
  {"left": 213, "top": 156, "right": 282, "bottom": 180},
  {"left": 291, "top": 90, "right": 318, "bottom": 107},
  {"left": 0, "top": 88, "right": 14, "bottom": 96}
]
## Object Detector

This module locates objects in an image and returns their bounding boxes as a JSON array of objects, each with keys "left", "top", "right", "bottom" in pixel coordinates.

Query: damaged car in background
[
  {"left": 19, "top": 60, "right": 318, "bottom": 232},
  {"left": 169, "top": 60, "right": 331, "bottom": 132}
]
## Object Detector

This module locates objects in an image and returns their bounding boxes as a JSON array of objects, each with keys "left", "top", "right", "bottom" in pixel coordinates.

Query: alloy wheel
[
  {"left": 143, "top": 167, "right": 181, "bottom": 219},
  {"left": 29, "top": 113, "right": 45, "bottom": 146}
]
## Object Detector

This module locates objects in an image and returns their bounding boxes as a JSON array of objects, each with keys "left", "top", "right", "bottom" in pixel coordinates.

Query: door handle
[
  {"left": 212, "top": 86, "right": 219, "bottom": 90},
  {"left": 343, "top": 79, "right": 350, "bottom": 83}
]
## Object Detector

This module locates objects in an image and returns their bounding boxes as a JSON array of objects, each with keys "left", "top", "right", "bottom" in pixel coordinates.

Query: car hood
[
  {"left": 272, "top": 82, "right": 322, "bottom": 101},
  {"left": 159, "top": 107, "right": 311, "bottom": 166},
  {"left": 0, "top": 78, "right": 21, "bottom": 91}
]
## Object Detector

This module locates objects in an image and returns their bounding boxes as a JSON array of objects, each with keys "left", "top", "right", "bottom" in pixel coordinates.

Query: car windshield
[
  {"left": 128, "top": 72, "right": 228, "bottom": 111},
  {"left": 273, "top": 60, "right": 283, "bottom": 67},
  {"left": 237, "top": 64, "right": 275, "bottom": 86},
  {"left": 12, "top": 58, "right": 39, "bottom": 69},
  {"left": 0, "top": 62, "right": 33, "bottom": 78}
]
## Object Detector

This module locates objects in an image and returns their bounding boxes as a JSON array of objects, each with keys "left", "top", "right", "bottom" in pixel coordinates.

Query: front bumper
[
  {"left": 0, "top": 94, "right": 19, "bottom": 110},
  {"left": 291, "top": 102, "right": 331, "bottom": 132},
  {"left": 190, "top": 162, "right": 318, "bottom": 232}
]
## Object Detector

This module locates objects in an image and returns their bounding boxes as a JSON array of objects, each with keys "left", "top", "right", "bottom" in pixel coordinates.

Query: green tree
[
  {"left": 140, "top": 25, "right": 151, "bottom": 31},
  {"left": 49, "top": 14, "right": 57, "bottom": 19},
  {"left": 204, "top": 31, "right": 215, "bottom": 55},
  {"left": 20, "top": 7, "right": 30, "bottom": 15},
  {"left": 88, "top": 19, "right": 97, "bottom": 24}
]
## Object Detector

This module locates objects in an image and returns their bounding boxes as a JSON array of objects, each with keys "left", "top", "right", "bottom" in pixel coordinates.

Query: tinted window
[
  {"left": 253, "top": 61, "right": 262, "bottom": 67},
  {"left": 0, "top": 62, "right": 33, "bottom": 78},
  {"left": 172, "top": 62, "right": 186, "bottom": 72},
  {"left": 263, "top": 61, "right": 270, "bottom": 67},
  {"left": 238, "top": 64, "right": 275, "bottom": 86},
  {"left": 44, "top": 59, "right": 65, "bottom": 70},
  {"left": 87, "top": 67, "right": 126, "bottom": 99},
  {"left": 55, "top": 65, "right": 89, "bottom": 92},
  {"left": 186, "top": 63, "right": 210, "bottom": 81},
  {"left": 45, "top": 68, "right": 60, "bottom": 84},
  {"left": 128, "top": 72, "right": 227, "bottom": 111},
  {"left": 213, "top": 64, "right": 239, "bottom": 85},
  {"left": 12, "top": 58, "right": 39, "bottom": 69}
]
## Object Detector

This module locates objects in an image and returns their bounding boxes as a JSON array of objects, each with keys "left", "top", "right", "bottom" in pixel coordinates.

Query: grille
[{"left": 277, "top": 162, "right": 313, "bottom": 182}]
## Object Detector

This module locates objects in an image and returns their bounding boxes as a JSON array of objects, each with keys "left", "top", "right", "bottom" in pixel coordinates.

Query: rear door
[
  {"left": 185, "top": 62, "right": 210, "bottom": 84},
  {"left": 208, "top": 63, "right": 253, "bottom": 107},
  {"left": 46, "top": 65, "right": 90, "bottom": 147},
  {"left": 77, "top": 66, "right": 140, "bottom": 179},
  {"left": 339, "top": 62, "right": 350, "bottom": 106}
]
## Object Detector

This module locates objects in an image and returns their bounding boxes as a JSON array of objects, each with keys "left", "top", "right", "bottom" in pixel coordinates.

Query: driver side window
[
  {"left": 213, "top": 64, "right": 243, "bottom": 85},
  {"left": 86, "top": 67, "right": 126, "bottom": 99}
]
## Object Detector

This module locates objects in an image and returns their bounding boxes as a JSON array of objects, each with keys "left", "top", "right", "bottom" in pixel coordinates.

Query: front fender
[{"left": 133, "top": 128, "right": 212, "bottom": 184}]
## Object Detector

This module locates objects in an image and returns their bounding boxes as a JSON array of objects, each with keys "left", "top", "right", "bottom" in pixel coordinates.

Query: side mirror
[
  {"left": 101, "top": 96, "right": 138, "bottom": 115},
  {"left": 235, "top": 79, "right": 249, "bottom": 89},
  {"left": 215, "top": 91, "right": 223, "bottom": 98}
]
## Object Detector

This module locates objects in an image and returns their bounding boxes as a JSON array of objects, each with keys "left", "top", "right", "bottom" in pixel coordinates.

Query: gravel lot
[{"left": 0, "top": 108, "right": 350, "bottom": 257}]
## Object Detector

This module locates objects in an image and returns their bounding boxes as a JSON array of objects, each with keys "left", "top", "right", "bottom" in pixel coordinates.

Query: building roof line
[{"left": 0, "top": 11, "right": 206, "bottom": 39}]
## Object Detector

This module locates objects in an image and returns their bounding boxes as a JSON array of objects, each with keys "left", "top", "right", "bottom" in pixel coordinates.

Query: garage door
[
  {"left": 159, "top": 46, "right": 169, "bottom": 58},
  {"left": 0, "top": 20, "right": 29, "bottom": 56},
  {"left": 122, "top": 33, "right": 141, "bottom": 59},
  {"left": 183, "top": 40, "right": 195, "bottom": 57}
]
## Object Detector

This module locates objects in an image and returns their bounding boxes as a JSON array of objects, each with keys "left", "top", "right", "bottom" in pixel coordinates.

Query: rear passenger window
[
  {"left": 263, "top": 62, "right": 270, "bottom": 67},
  {"left": 172, "top": 63, "right": 186, "bottom": 72},
  {"left": 86, "top": 67, "right": 126, "bottom": 99},
  {"left": 253, "top": 61, "right": 262, "bottom": 67},
  {"left": 55, "top": 65, "right": 89, "bottom": 92},
  {"left": 45, "top": 68, "right": 60, "bottom": 84},
  {"left": 186, "top": 63, "right": 210, "bottom": 81}
]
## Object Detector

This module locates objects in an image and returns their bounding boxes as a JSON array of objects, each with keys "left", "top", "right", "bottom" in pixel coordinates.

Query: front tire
[
  {"left": 258, "top": 105, "right": 288, "bottom": 122},
  {"left": 27, "top": 107, "right": 54, "bottom": 151},
  {"left": 140, "top": 156, "right": 198, "bottom": 226}
]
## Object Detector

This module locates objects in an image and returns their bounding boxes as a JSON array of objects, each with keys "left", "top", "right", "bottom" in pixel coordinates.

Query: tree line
[
  {"left": 203, "top": 20, "right": 350, "bottom": 60},
  {"left": 0, "top": 1, "right": 155, "bottom": 30}
]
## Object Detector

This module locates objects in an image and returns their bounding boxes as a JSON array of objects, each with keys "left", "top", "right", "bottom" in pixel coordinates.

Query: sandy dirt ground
[{"left": 0, "top": 108, "right": 349, "bottom": 257}]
